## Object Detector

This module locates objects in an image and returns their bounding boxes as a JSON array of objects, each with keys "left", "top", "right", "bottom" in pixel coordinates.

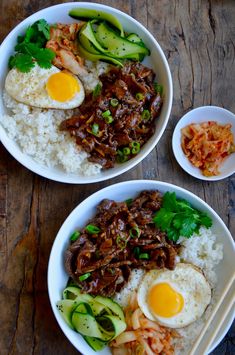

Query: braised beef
[
  {"left": 64, "top": 191, "right": 179, "bottom": 297},
  {"left": 60, "top": 62, "right": 163, "bottom": 169}
]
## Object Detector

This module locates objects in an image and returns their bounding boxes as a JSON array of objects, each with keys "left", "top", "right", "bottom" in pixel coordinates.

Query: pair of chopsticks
[{"left": 189, "top": 271, "right": 235, "bottom": 355}]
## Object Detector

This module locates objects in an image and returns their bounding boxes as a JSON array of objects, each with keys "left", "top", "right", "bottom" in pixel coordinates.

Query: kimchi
[{"left": 181, "top": 121, "right": 235, "bottom": 176}]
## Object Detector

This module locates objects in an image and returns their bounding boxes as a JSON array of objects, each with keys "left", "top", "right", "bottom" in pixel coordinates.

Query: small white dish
[{"left": 172, "top": 106, "right": 235, "bottom": 181}]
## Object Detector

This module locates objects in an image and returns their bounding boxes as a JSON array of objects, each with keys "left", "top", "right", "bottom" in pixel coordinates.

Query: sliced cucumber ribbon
[{"left": 57, "top": 285, "right": 126, "bottom": 351}]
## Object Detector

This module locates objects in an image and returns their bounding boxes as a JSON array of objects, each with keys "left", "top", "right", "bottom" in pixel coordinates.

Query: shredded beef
[
  {"left": 60, "top": 62, "right": 163, "bottom": 169},
  {"left": 64, "top": 191, "right": 179, "bottom": 297}
]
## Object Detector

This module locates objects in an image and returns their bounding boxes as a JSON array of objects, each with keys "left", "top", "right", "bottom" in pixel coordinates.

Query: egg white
[
  {"left": 5, "top": 64, "right": 85, "bottom": 109},
  {"left": 137, "top": 263, "right": 211, "bottom": 328}
]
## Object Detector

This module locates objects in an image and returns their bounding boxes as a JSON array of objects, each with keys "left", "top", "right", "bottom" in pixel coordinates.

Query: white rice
[
  {"left": 114, "top": 226, "right": 223, "bottom": 354},
  {"left": 0, "top": 60, "right": 110, "bottom": 175},
  {"left": 1, "top": 92, "right": 101, "bottom": 175}
]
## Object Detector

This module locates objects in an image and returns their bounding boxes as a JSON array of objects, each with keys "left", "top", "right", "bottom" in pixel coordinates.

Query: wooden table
[{"left": 0, "top": 0, "right": 234, "bottom": 354}]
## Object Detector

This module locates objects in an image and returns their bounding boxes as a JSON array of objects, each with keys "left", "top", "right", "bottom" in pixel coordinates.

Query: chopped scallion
[
  {"left": 125, "top": 198, "right": 133, "bottom": 207},
  {"left": 102, "top": 110, "right": 111, "bottom": 118},
  {"left": 123, "top": 147, "right": 130, "bottom": 155},
  {"left": 91, "top": 123, "right": 99, "bottom": 136},
  {"left": 133, "top": 246, "right": 140, "bottom": 258},
  {"left": 92, "top": 83, "right": 102, "bottom": 98},
  {"left": 141, "top": 109, "right": 151, "bottom": 121},
  {"left": 116, "top": 235, "right": 127, "bottom": 249},
  {"left": 139, "top": 253, "right": 149, "bottom": 259},
  {"left": 154, "top": 83, "right": 163, "bottom": 96},
  {"left": 110, "top": 98, "right": 119, "bottom": 107},
  {"left": 130, "top": 141, "right": 140, "bottom": 154},
  {"left": 85, "top": 224, "right": 100, "bottom": 234},
  {"left": 136, "top": 92, "right": 144, "bottom": 101},
  {"left": 130, "top": 226, "right": 141, "bottom": 238},
  {"left": 117, "top": 150, "right": 129, "bottom": 163},
  {"left": 70, "top": 231, "right": 81, "bottom": 242},
  {"left": 104, "top": 115, "right": 113, "bottom": 124},
  {"left": 79, "top": 273, "right": 91, "bottom": 281}
]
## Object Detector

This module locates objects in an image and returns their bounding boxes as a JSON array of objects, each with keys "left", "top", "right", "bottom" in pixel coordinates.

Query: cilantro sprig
[
  {"left": 9, "top": 19, "right": 55, "bottom": 73},
  {"left": 153, "top": 192, "right": 212, "bottom": 242}
]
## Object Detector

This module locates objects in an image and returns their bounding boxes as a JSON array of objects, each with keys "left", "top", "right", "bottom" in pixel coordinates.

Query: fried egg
[
  {"left": 137, "top": 263, "right": 211, "bottom": 328},
  {"left": 5, "top": 64, "right": 85, "bottom": 109}
]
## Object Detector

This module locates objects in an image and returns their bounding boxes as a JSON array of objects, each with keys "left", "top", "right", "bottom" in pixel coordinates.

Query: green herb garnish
[
  {"left": 91, "top": 123, "right": 99, "bottom": 136},
  {"left": 139, "top": 253, "right": 149, "bottom": 259},
  {"left": 125, "top": 198, "right": 133, "bottom": 207},
  {"left": 70, "top": 231, "right": 81, "bottom": 242},
  {"left": 85, "top": 224, "right": 100, "bottom": 234},
  {"left": 135, "top": 92, "right": 144, "bottom": 101},
  {"left": 79, "top": 273, "right": 91, "bottom": 281},
  {"left": 153, "top": 192, "right": 212, "bottom": 242},
  {"left": 110, "top": 98, "right": 119, "bottom": 107},
  {"left": 9, "top": 19, "right": 55, "bottom": 73},
  {"left": 130, "top": 141, "right": 140, "bottom": 154},
  {"left": 130, "top": 226, "right": 141, "bottom": 238},
  {"left": 93, "top": 83, "right": 102, "bottom": 98},
  {"left": 154, "top": 83, "right": 163, "bottom": 96}
]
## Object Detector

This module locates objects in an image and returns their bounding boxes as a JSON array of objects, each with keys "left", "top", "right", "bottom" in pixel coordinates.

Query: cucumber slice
[
  {"left": 94, "top": 296, "right": 125, "bottom": 321},
  {"left": 74, "top": 302, "right": 93, "bottom": 315},
  {"left": 97, "top": 315, "right": 127, "bottom": 339},
  {"left": 63, "top": 286, "right": 81, "bottom": 300},
  {"left": 78, "top": 29, "right": 101, "bottom": 55},
  {"left": 88, "top": 300, "right": 112, "bottom": 317},
  {"left": 79, "top": 22, "right": 108, "bottom": 53},
  {"left": 72, "top": 312, "right": 112, "bottom": 341},
  {"left": 69, "top": 8, "right": 124, "bottom": 36},
  {"left": 56, "top": 299, "right": 76, "bottom": 329},
  {"left": 74, "top": 292, "right": 93, "bottom": 304},
  {"left": 83, "top": 336, "right": 107, "bottom": 351},
  {"left": 95, "top": 22, "right": 150, "bottom": 59},
  {"left": 126, "top": 33, "right": 146, "bottom": 46},
  {"left": 78, "top": 42, "right": 123, "bottom": 66}
]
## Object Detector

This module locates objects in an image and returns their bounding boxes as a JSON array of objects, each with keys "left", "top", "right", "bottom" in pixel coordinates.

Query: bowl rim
[
  {"left": 0, "top": 2, "right": 173, "bottom": 184},
  {"left": 172, "top": 105, "right": 235, "bottom": 181},
  {"left": 47, "top": 179, "right": 235, "bottom": 354}
]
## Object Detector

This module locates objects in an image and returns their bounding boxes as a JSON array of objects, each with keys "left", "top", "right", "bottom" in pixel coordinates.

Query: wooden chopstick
[{"left": 189, "top": 271, "right": 235, "bottom": 355}]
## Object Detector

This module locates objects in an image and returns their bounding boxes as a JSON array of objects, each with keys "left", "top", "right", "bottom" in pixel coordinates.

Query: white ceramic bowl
[
  {"left": 172, "top": 106, "right": 235, "bottom": 181},
  {"left": 48, "top": 180, "right": 235, "bottom": 355},
  {"left": 0, "top": 2, "right": 172, "bottom": 183}
]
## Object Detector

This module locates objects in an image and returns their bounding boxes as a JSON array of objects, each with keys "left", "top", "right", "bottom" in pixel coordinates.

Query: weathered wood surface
[{"left": 0, "top": 0, "right": 234, "bottom": 354}]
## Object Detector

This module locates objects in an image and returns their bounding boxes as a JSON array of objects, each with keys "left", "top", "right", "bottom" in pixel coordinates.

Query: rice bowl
[
  {"left": 47, "top": 180, "right": 235, "bottom": 354},
  {"left": 0, "top": 2, "right": 173, "bottom": 183}
]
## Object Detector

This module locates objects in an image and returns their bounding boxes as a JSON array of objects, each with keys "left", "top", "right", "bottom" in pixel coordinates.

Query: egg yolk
[
  {"left": 148, "top": 282, "right": 184, "bottom": 318},
  {"left": 46, "top": 72, "right": 79, "bottom": 102}
]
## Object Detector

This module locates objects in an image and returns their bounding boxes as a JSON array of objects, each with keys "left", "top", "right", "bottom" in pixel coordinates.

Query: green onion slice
[
  {"left": 139, "top": 253, "right": 149, "bottom": 259},
  {"left": 130, "top": 141, "right": 140, "bottom": 154},
  {"left": 79, "top": 273, "right": 91, "bottom": 281},
  {"left": 130, "top": 226, "right": 141, "bottom": 238},
  {"left": 105, "top": 115, "right": 113, "bottom": 124},
  {"left": 102, "top": 110, "right": 111, "bottom": 118},
  {"left": 86, "top": 224, "right": 101, "bottom": 234},
  {"left": 141, "top": 109, "right": 151, "bottom": 121},
  {"left": 110, "top": 98, "right": 119, "bottom": 107},
  {"left": 93, "top": 83, "right": 102, "bottom": 98},
  {"left": 154, "top": 83, "right": 163, "bottom": 96},
  {"left": 91, "top": 123, "right": 99, "bottom": 136},
  {"left": 117, "top": 150, "right": 129, "bottom": 163},
  {"left": 123, "top": 147, "right": 130, "bottom": 155},
  {"left": 116, "top": 235, "right": 127, "bottom": 249},
  {"left": 133, "top": 246, "right": 140, "bottom": 258},
  {"left": 70, "top": 231, "right": 81, "bottom": 242},
  {"left": 136, "top": 93, "right": 144, "bottom": 101},
  {"left": 125, "top": 198, "right": 133, "bottom": 207}
]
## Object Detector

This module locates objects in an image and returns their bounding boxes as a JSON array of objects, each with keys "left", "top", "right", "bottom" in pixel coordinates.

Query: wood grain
[{"left": 0, "top": 0, "right": 234, "bottom": 354}]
